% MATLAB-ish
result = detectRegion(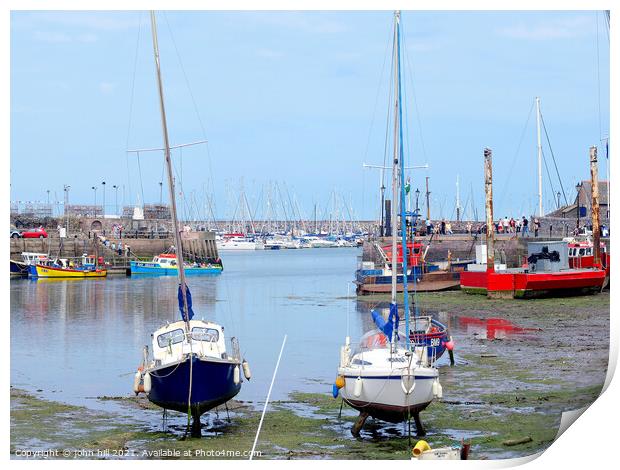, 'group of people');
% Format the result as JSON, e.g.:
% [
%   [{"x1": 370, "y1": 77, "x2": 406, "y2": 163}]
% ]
[
  {"x1": 424, "y1": 219, "x2": 453, "y2": 235},
  {"x1": 417, "y1": 216, "x2": 542, "y2": 238},
  {"x1": 97, "y1": 234, "x2": 131, "y2": 257},
  {"x1": 492, "y1": 216, "x2": 540, "y2": 237}
]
